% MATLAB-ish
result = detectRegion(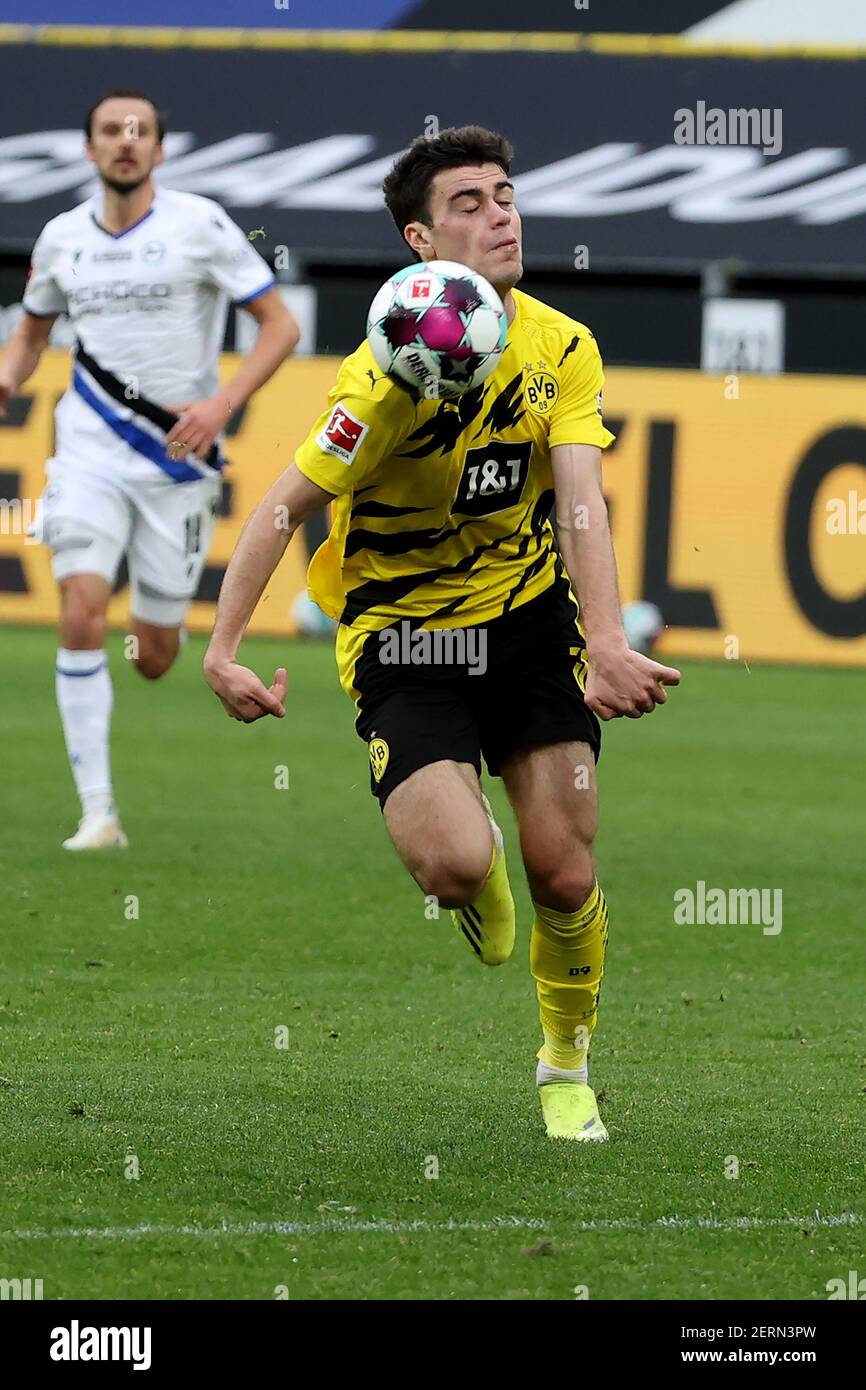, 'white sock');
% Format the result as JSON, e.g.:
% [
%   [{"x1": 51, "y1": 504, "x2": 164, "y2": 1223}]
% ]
[
  {"x1": 55, "y1": 648, "x2": 115, "y2": 819},
  {"x1": 536, "y1": 1059, "x2": 589, "y2": 1087}
]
